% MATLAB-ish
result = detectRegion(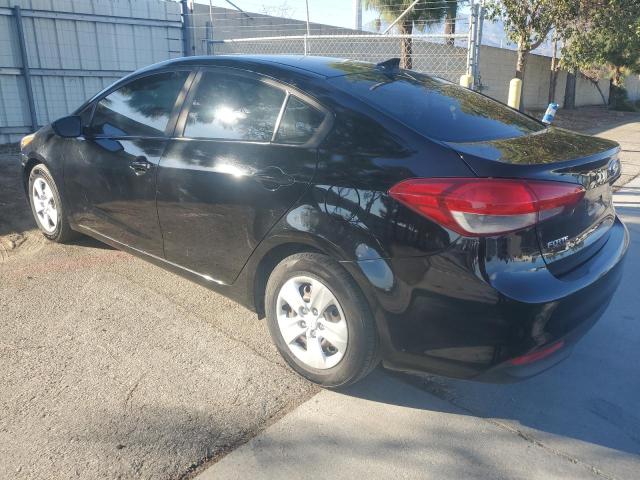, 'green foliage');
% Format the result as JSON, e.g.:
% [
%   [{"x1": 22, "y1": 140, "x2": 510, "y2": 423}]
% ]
[
  {"x1": 363, "y1": 0, "x2": 449, "y2": 33},
  {"x1": 561, "y1": 0, "x2": 640, "y2": 85},
  {"x1": 363, "y1": 0, "x2": 451, "y2": 68},
  {"x1": 485, "y1": 0, "x2": 578, "y2": 77},
  {"x1": 484, "y1": 0, "x2": 579, "y2": 110}
]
